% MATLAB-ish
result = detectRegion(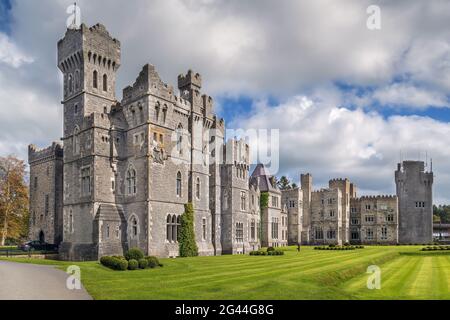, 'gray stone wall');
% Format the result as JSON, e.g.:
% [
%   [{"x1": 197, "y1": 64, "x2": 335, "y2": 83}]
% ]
[
  {"x1": 396, "y1": 161, "x2": 433, "y2": 244},
  {"x1": 28, "y1": 143, "x2": 64, "y2": 245}
]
